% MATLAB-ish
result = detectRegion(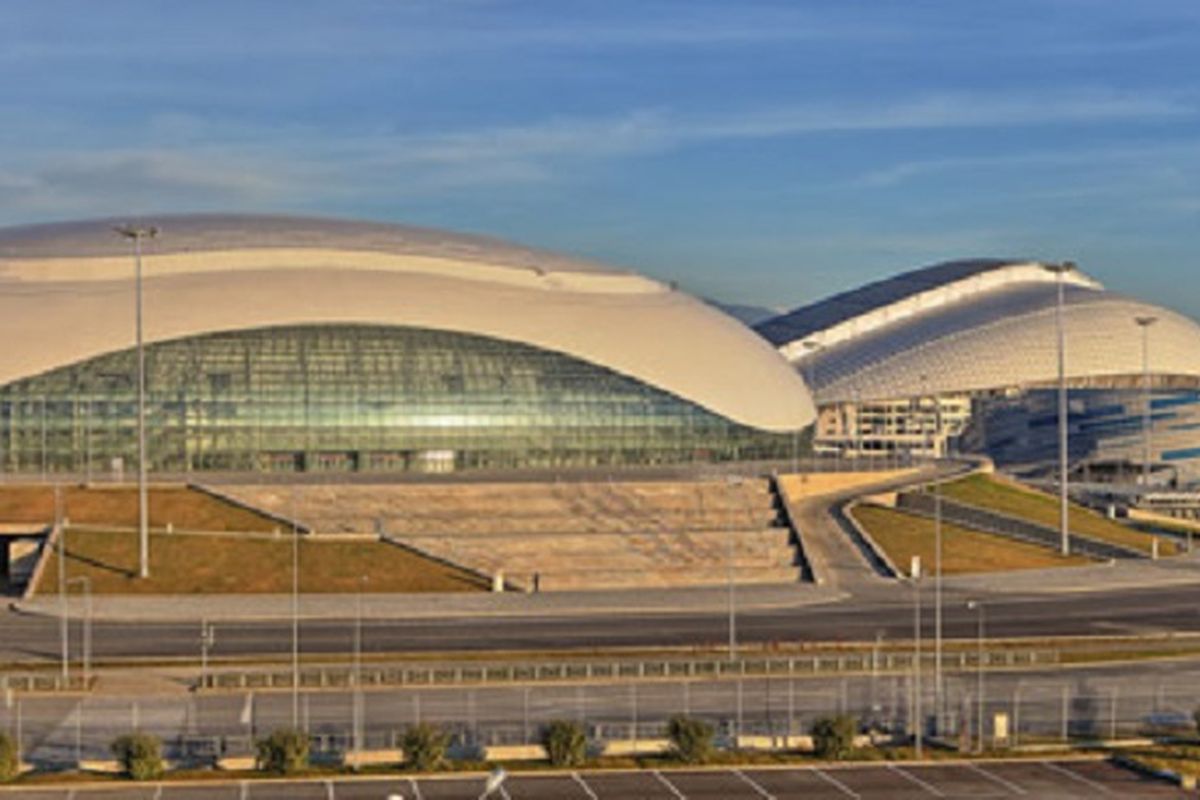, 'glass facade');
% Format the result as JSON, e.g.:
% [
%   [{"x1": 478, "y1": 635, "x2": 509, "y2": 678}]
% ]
[{"x1": 0, "y1": 324, "x2": 791, "y2": 475}]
